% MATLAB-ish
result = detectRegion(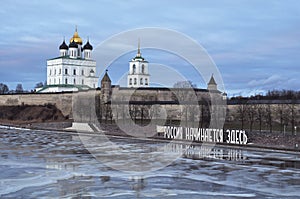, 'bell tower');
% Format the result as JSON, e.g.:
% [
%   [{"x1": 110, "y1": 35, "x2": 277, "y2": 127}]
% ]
[{"x1": 127, "y1": 39, "x2": 150, "y2": 88}]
